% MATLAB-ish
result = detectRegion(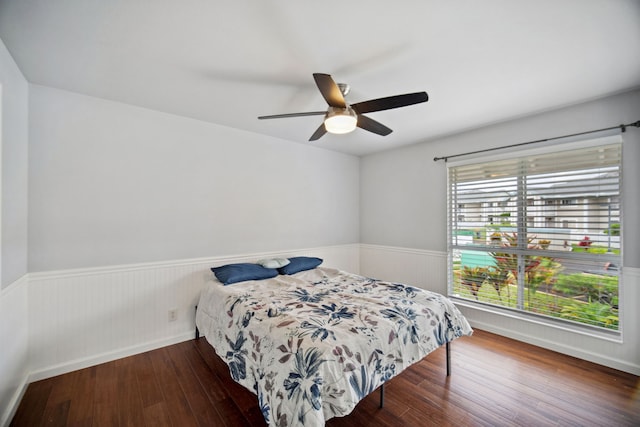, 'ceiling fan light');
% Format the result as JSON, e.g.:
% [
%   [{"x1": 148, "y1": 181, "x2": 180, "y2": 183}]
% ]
[{"x1": 324, "y1": 107, "x2": 357, "y2": 134}]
